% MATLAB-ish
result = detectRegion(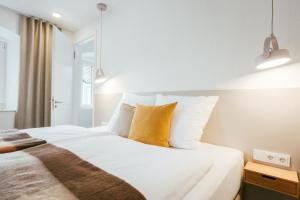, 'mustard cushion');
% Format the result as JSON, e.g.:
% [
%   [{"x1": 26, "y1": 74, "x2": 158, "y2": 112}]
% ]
[{"x1": 128, "y1": 103, "x2": 177, "y2": 147}]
